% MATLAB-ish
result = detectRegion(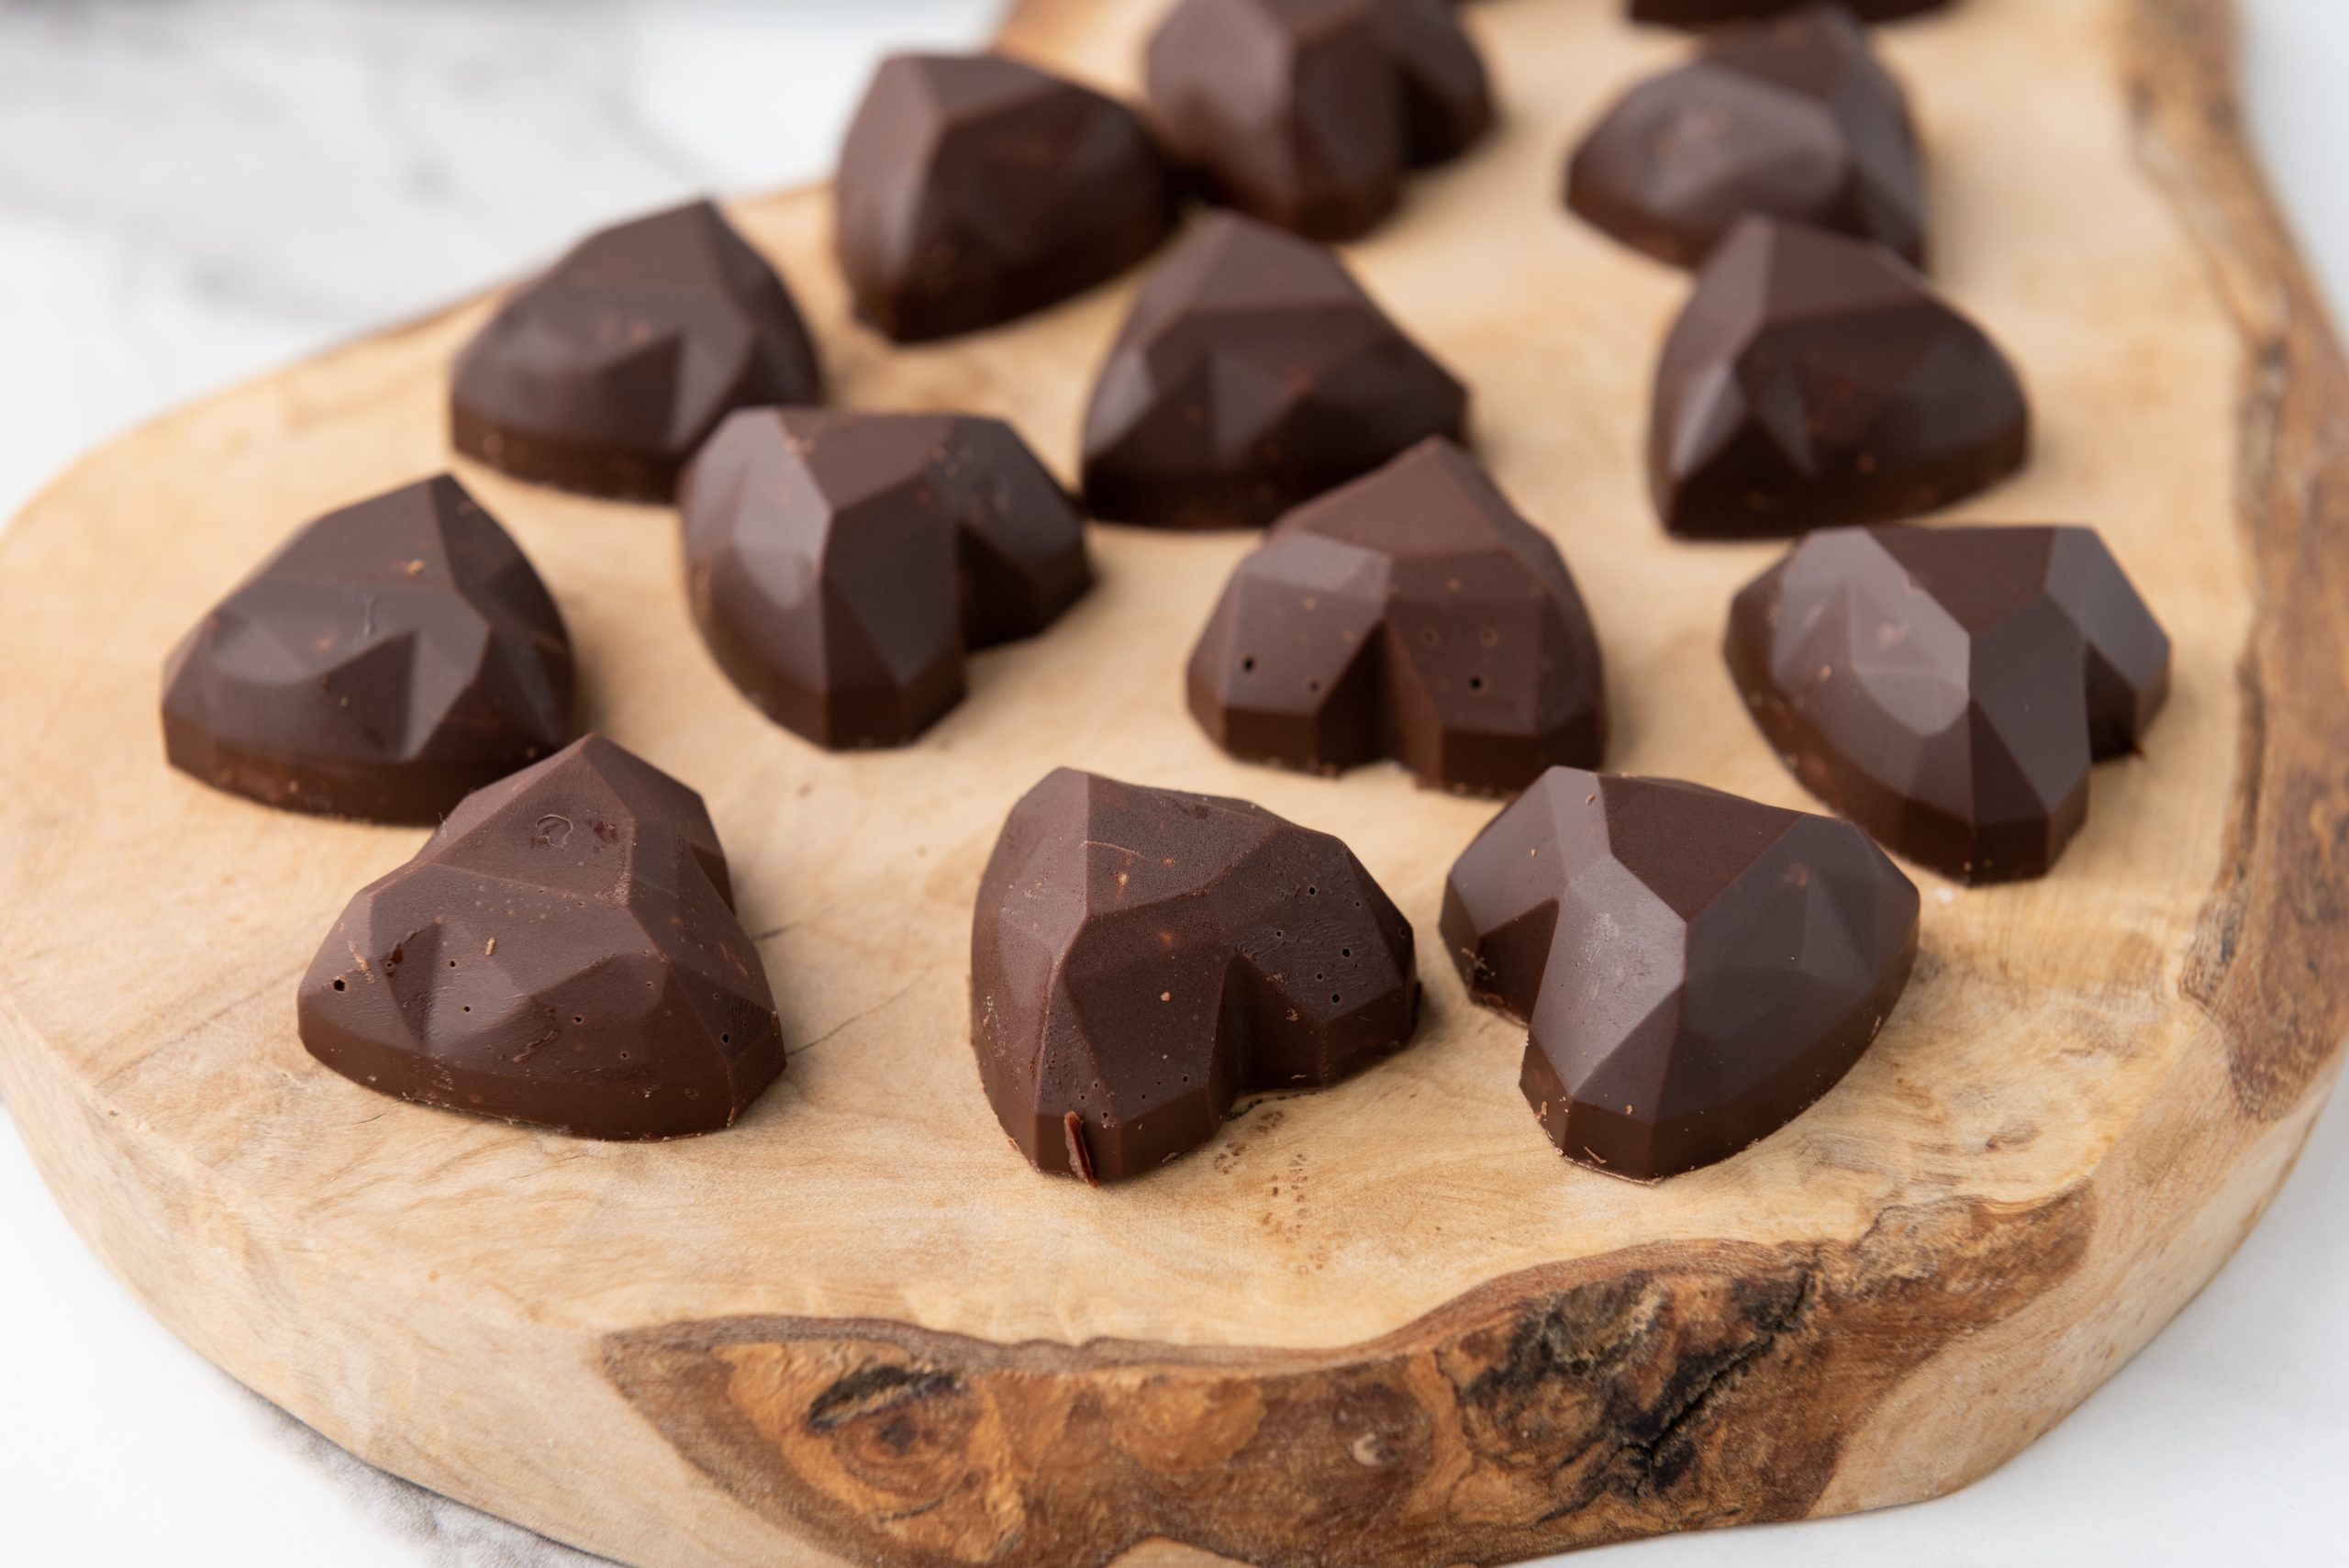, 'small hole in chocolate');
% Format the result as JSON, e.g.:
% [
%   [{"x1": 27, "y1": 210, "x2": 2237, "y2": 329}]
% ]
[
  {"x1": 1240, "y1": 656, "x2": 1257, "y2": 673},
  {"x1": 331, "y1": 979, "x2": 346, "y2": 992},
  {"x1": 1468, "y1": 675, "x2": 1485, "y2": 692}
]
